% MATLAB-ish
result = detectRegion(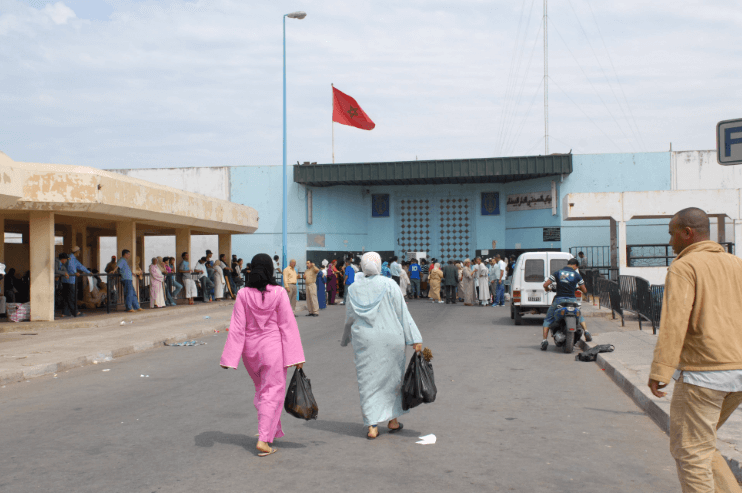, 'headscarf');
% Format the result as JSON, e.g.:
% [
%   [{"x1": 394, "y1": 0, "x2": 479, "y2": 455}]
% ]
[
  {"x1": 381, "y1": 261, "x2": 391, "y2": 278},
  {"x1": 246, "y1": 253, "x2": 279, "y2": 293},
  {"x1": 321, "y1": 259, "x2": 328, "y2": 267},
  {"x1": 434, "y1": 263, "x2": 441, "y2": 270},
  {"x1": 360, "y1": 252, "x2": 382, "y2": 277},
  {"x1": 156, "y1": 256, "x2": 167, "y2": 273}
]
